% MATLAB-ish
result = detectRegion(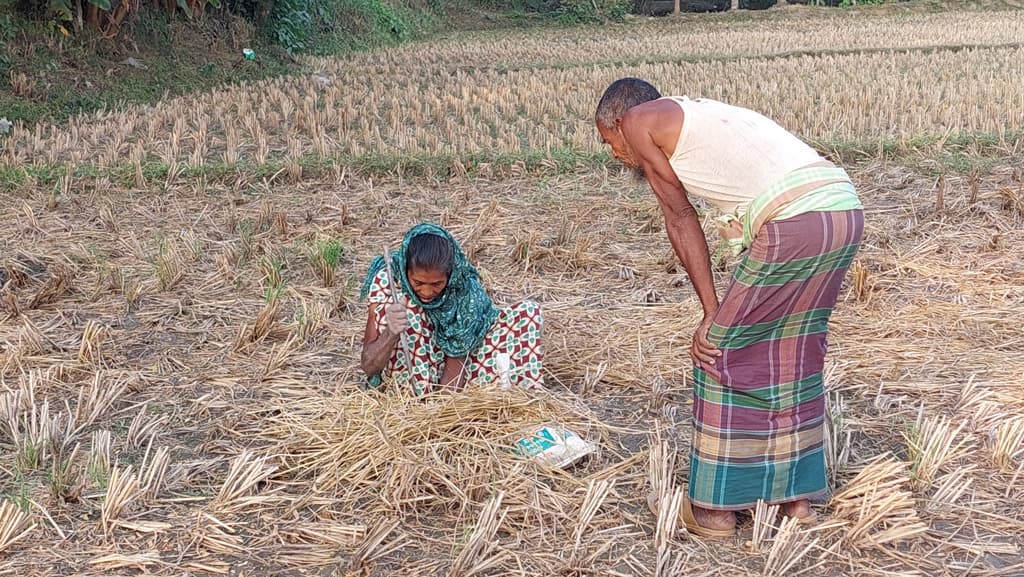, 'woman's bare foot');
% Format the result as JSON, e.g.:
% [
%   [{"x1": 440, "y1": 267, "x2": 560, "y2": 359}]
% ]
[
  {"x1": 779, "y1": 499, "x2": 813, "y2": 520},
  {"x1": 691, "y1": 503, "x2": 736, "y2": 531}
]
